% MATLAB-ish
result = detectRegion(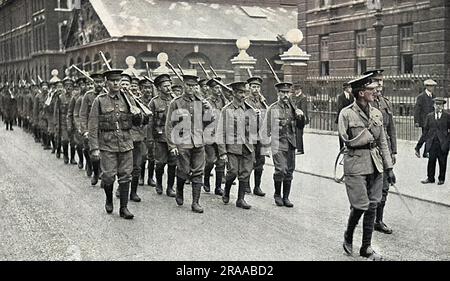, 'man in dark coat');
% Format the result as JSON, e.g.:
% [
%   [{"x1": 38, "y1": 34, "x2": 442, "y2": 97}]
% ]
[
  {"x1": 291, "y1": 84, "x2": 309, "y2": 155},
  {"x1": 4, "y1": 84, "x2": 18, "y2": 131},
  {"x1": 415, "y1": 98, "x2": 450, "y2": 185},
  {"x1": 414, "y1": 79, "x2": 437, "y2": 136},
  {"x1": 336, "y1": 82, "x2": 354, "y2": 149}
]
